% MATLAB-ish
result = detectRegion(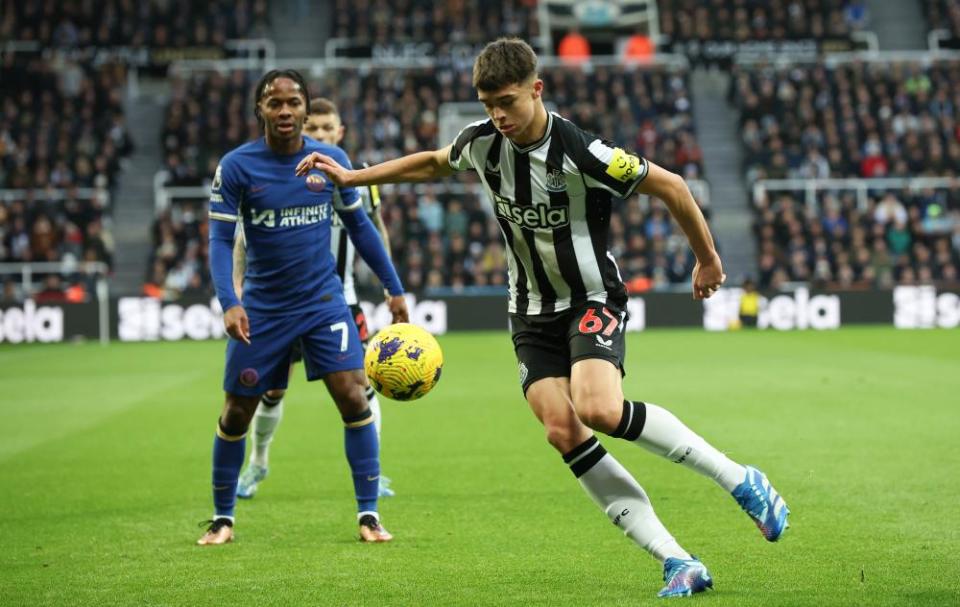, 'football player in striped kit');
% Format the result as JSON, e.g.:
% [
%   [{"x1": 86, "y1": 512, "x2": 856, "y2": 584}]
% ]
[
  {"x1": 296, "y1": 40, "x2": 790, "y2": 597},
  {"x1": 234, "y1": 98, "x2": 397, "y2": 503}
]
